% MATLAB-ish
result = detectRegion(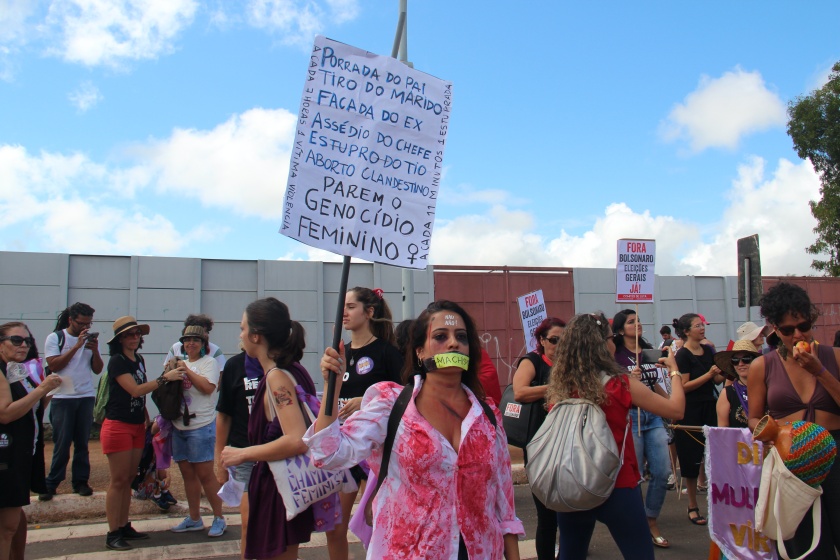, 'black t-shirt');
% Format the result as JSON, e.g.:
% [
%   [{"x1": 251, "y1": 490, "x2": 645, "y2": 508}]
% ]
[
  {"x1": 676, "y1": 344, "x2": 717, "y2": 403},
  {"x1": 106, "y1": 353, "x2": 147, "y2": 424},
  {"x1": 216, "y1": 352, "x2": 262, "y2": 448},
  {"x1": 339, "y1": 338, "x2": 403, "y2": 409}
]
